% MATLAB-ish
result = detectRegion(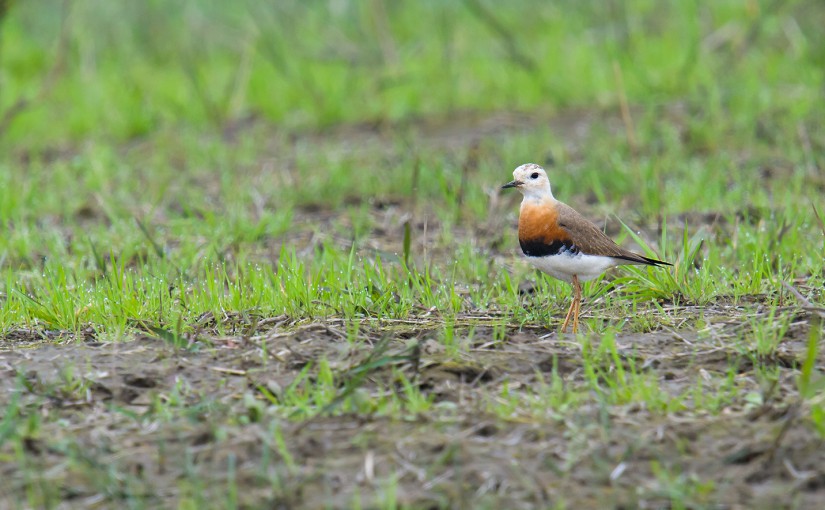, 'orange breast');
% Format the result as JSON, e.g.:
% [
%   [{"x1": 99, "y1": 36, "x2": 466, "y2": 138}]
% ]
[{"x1": 518, "y1": 202, "x2": 571, "y2": 244}]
